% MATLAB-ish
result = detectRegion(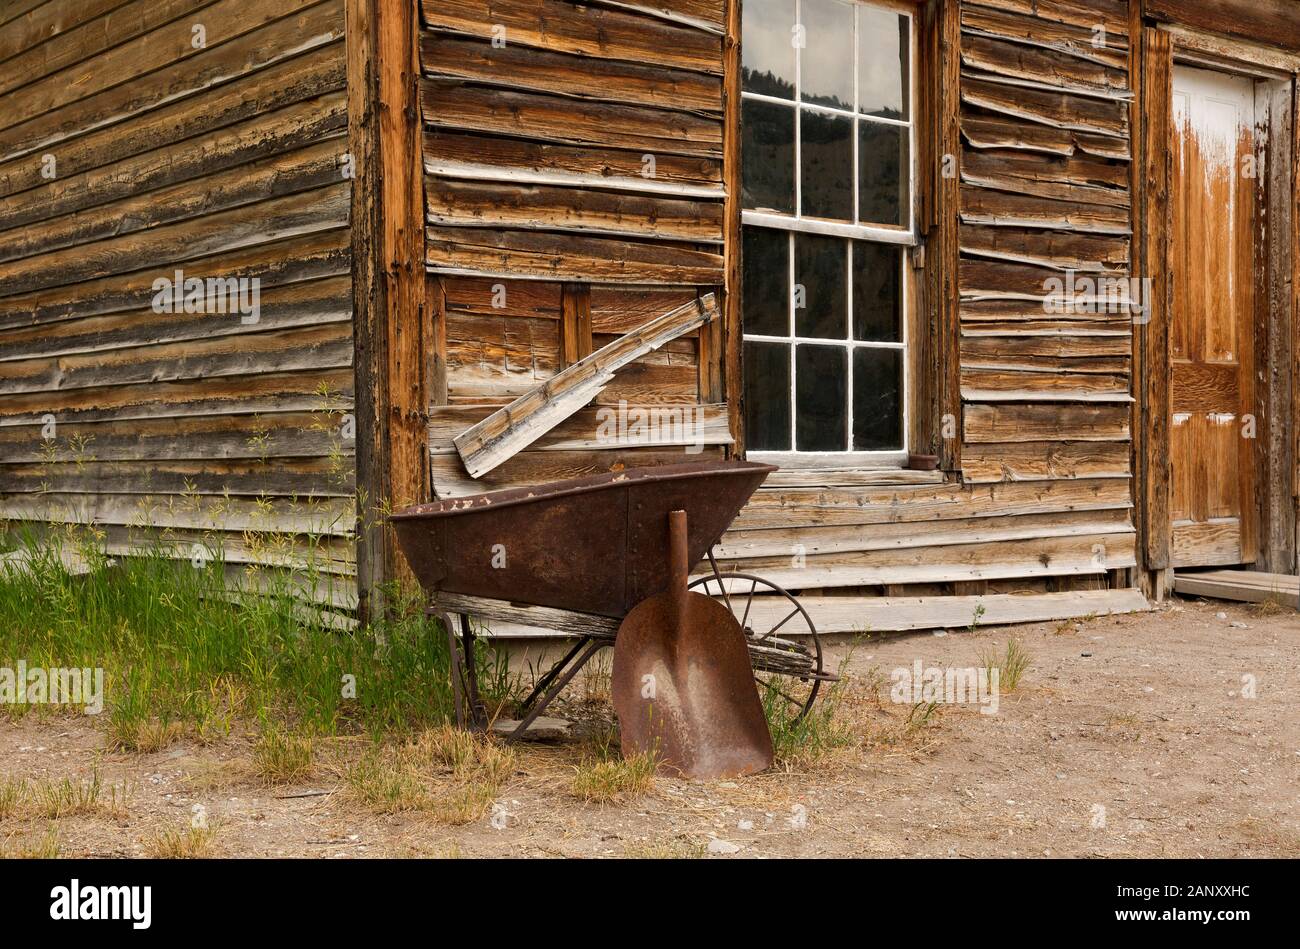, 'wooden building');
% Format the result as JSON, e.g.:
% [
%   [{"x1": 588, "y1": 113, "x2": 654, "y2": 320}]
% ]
[{"x1": 1, "y1": 0, "x2": 1298, "y2": 632}]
